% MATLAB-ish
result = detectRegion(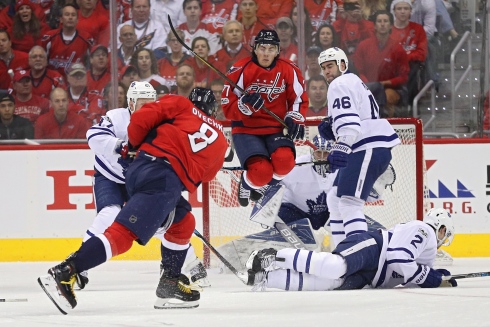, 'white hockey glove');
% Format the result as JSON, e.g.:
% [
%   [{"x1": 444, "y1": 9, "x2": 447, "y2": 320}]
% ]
[{"x1": 284, "y1": 111, "x2": 305, "y2": 140}]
